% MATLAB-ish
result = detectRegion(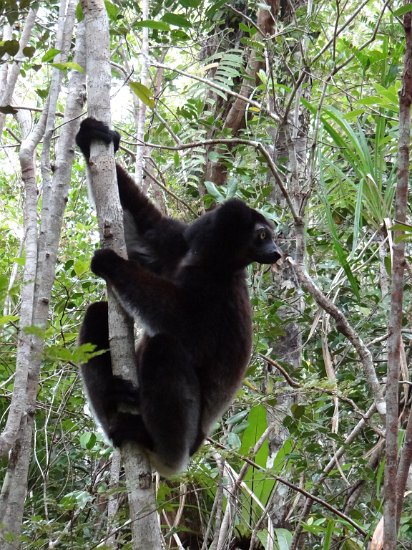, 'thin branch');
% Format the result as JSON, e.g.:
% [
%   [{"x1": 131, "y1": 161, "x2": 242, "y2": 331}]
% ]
[
  {"x1": 224, "y1": 3, "x2": 261, "y2": 33},
  {"x1": 261, "y1": 353, "x2": 384, "y2": 433},
  {"x1": 8, "y1": 105, "x2": 65, "y2": 117},
  {"x1": 290, "y1": 402, "x2": 377, "y2": 548},
  {"x1": 150, "y1": 62, "x2": 280, "y2": 123},
  {"x1": 312, "y1": 0, "x2": 370, "y2": 65},
  {"x1": 260, "y1": 353, "x2": 300, "y2": 387},
  {"x1": 286, "y1": 257, "x2": 386, "y2": 417},
  {"x1": 209, "y1": 438, "x2": 367, "y2": 537},
  {"x1": 143, "y1": 159, "x2": 197, "y2": 216},
  {"x1": 139, "y1": 136, "x2": 300, "y2": 223}
]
